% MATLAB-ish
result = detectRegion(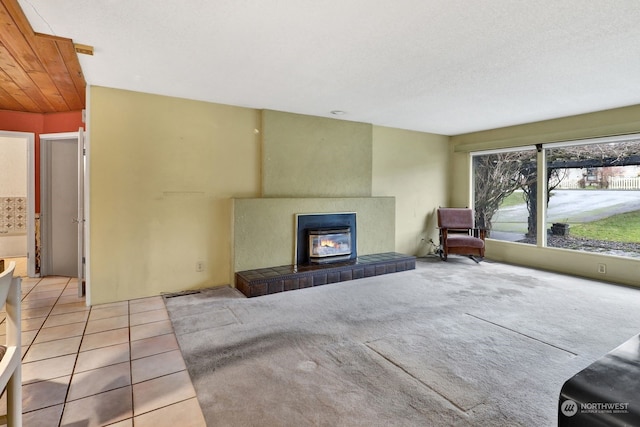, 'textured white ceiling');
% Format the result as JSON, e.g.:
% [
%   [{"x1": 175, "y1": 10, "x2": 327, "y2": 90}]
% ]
[{"x1": 18, "y1": 0, "x2": 640, "y2": 135}]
